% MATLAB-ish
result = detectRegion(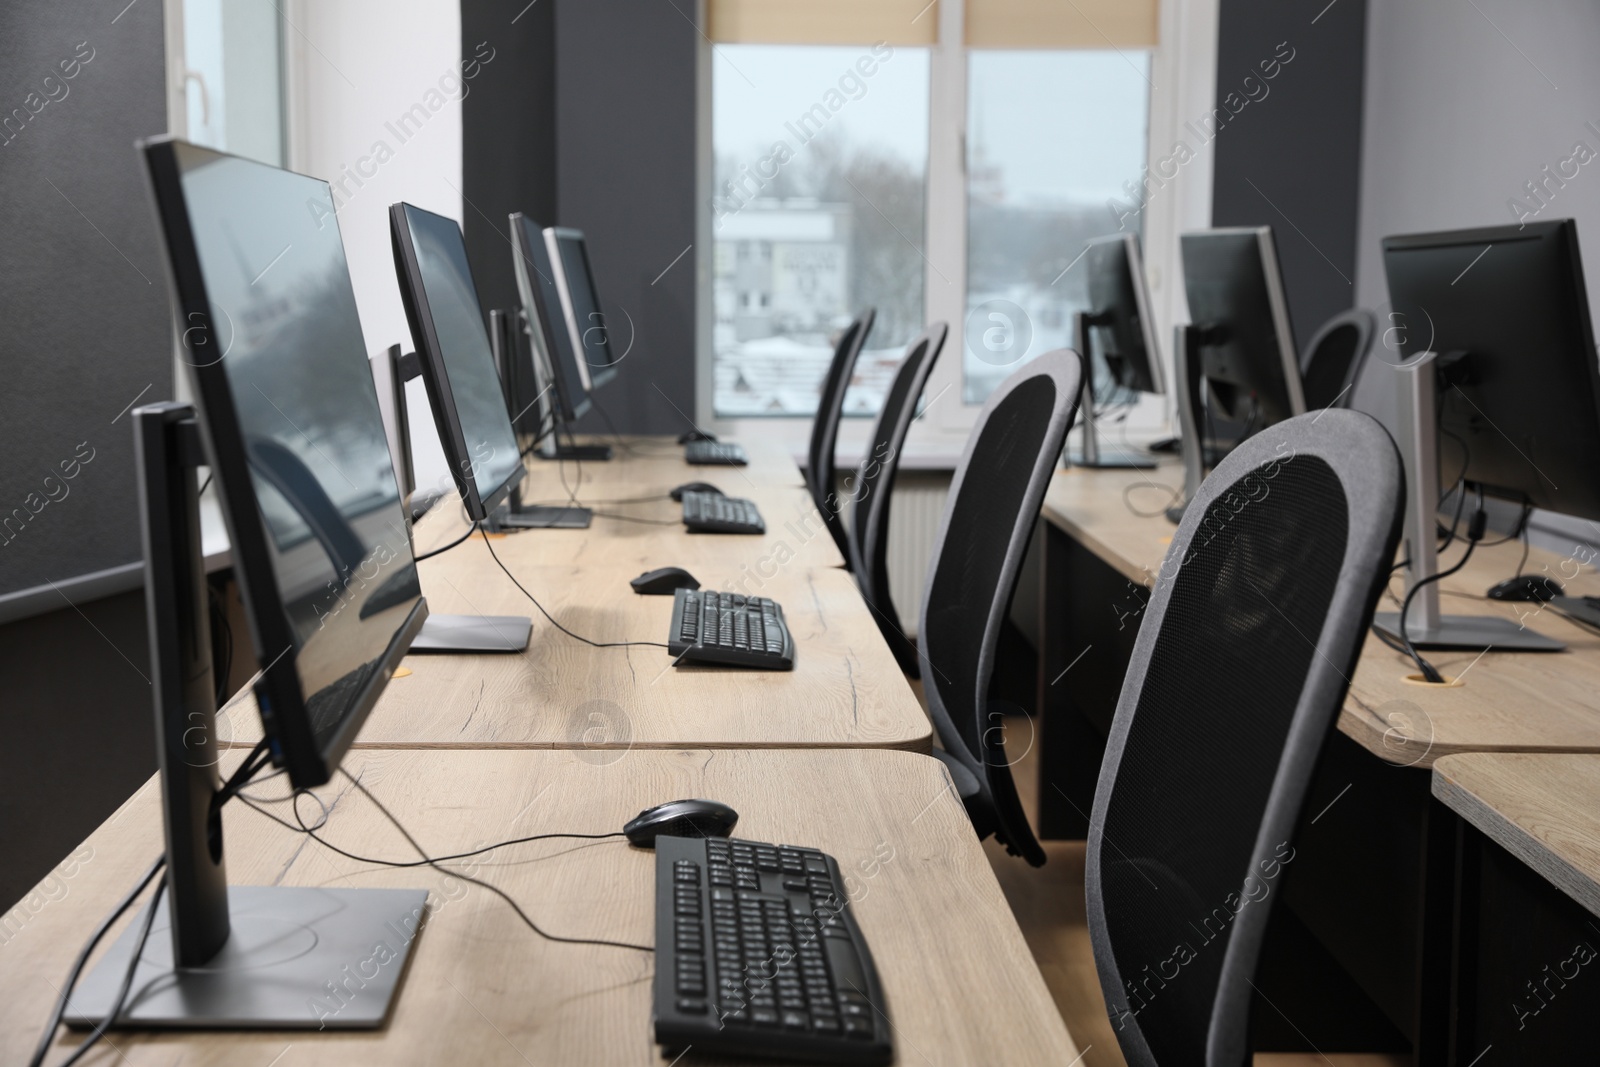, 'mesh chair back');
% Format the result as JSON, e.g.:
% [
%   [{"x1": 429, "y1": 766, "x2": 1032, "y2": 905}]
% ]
[
  {"x1": 919, "y1": 349, "x2": 1084, "y2": 866},
  {"x1": 1299, "y1": 308, "x2": 1375, "y2": 410},
  {"x1": 847, "y1": 323, "x2": 948, "y2": 675},
  {"x1": 807, "y1": 310, "x2": 875, "y2": 565},
  {"x1": 1087, "y1": 410, "x2": 1402, "y2": 1066}
]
